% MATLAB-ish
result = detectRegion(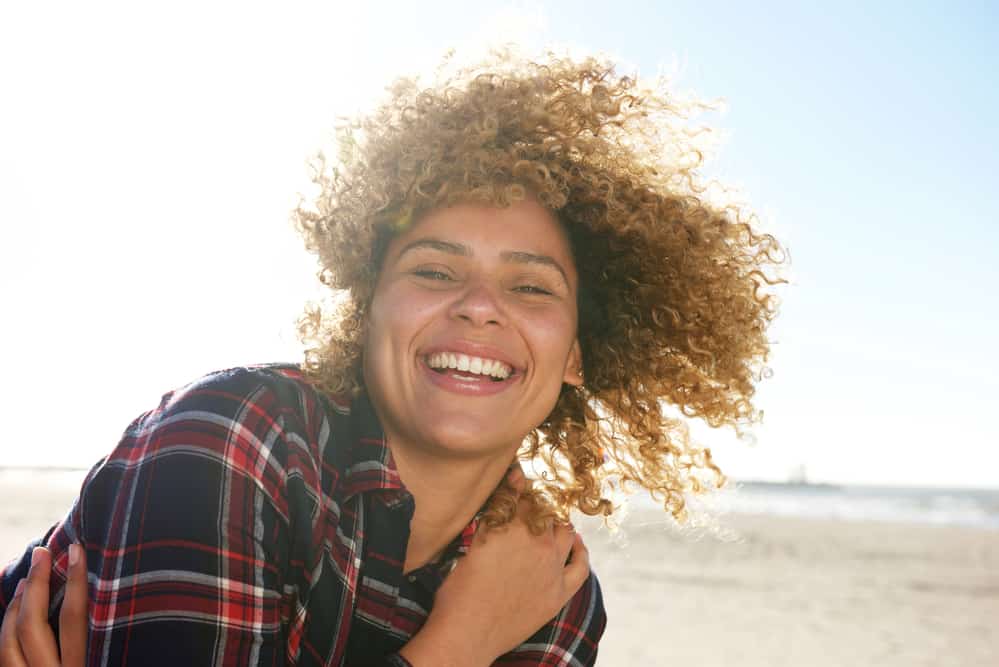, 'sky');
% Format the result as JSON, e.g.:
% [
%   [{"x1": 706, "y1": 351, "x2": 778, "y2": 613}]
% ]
[{"x1": 1, "y1": 1, "x2": 996, "y2": 488}]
